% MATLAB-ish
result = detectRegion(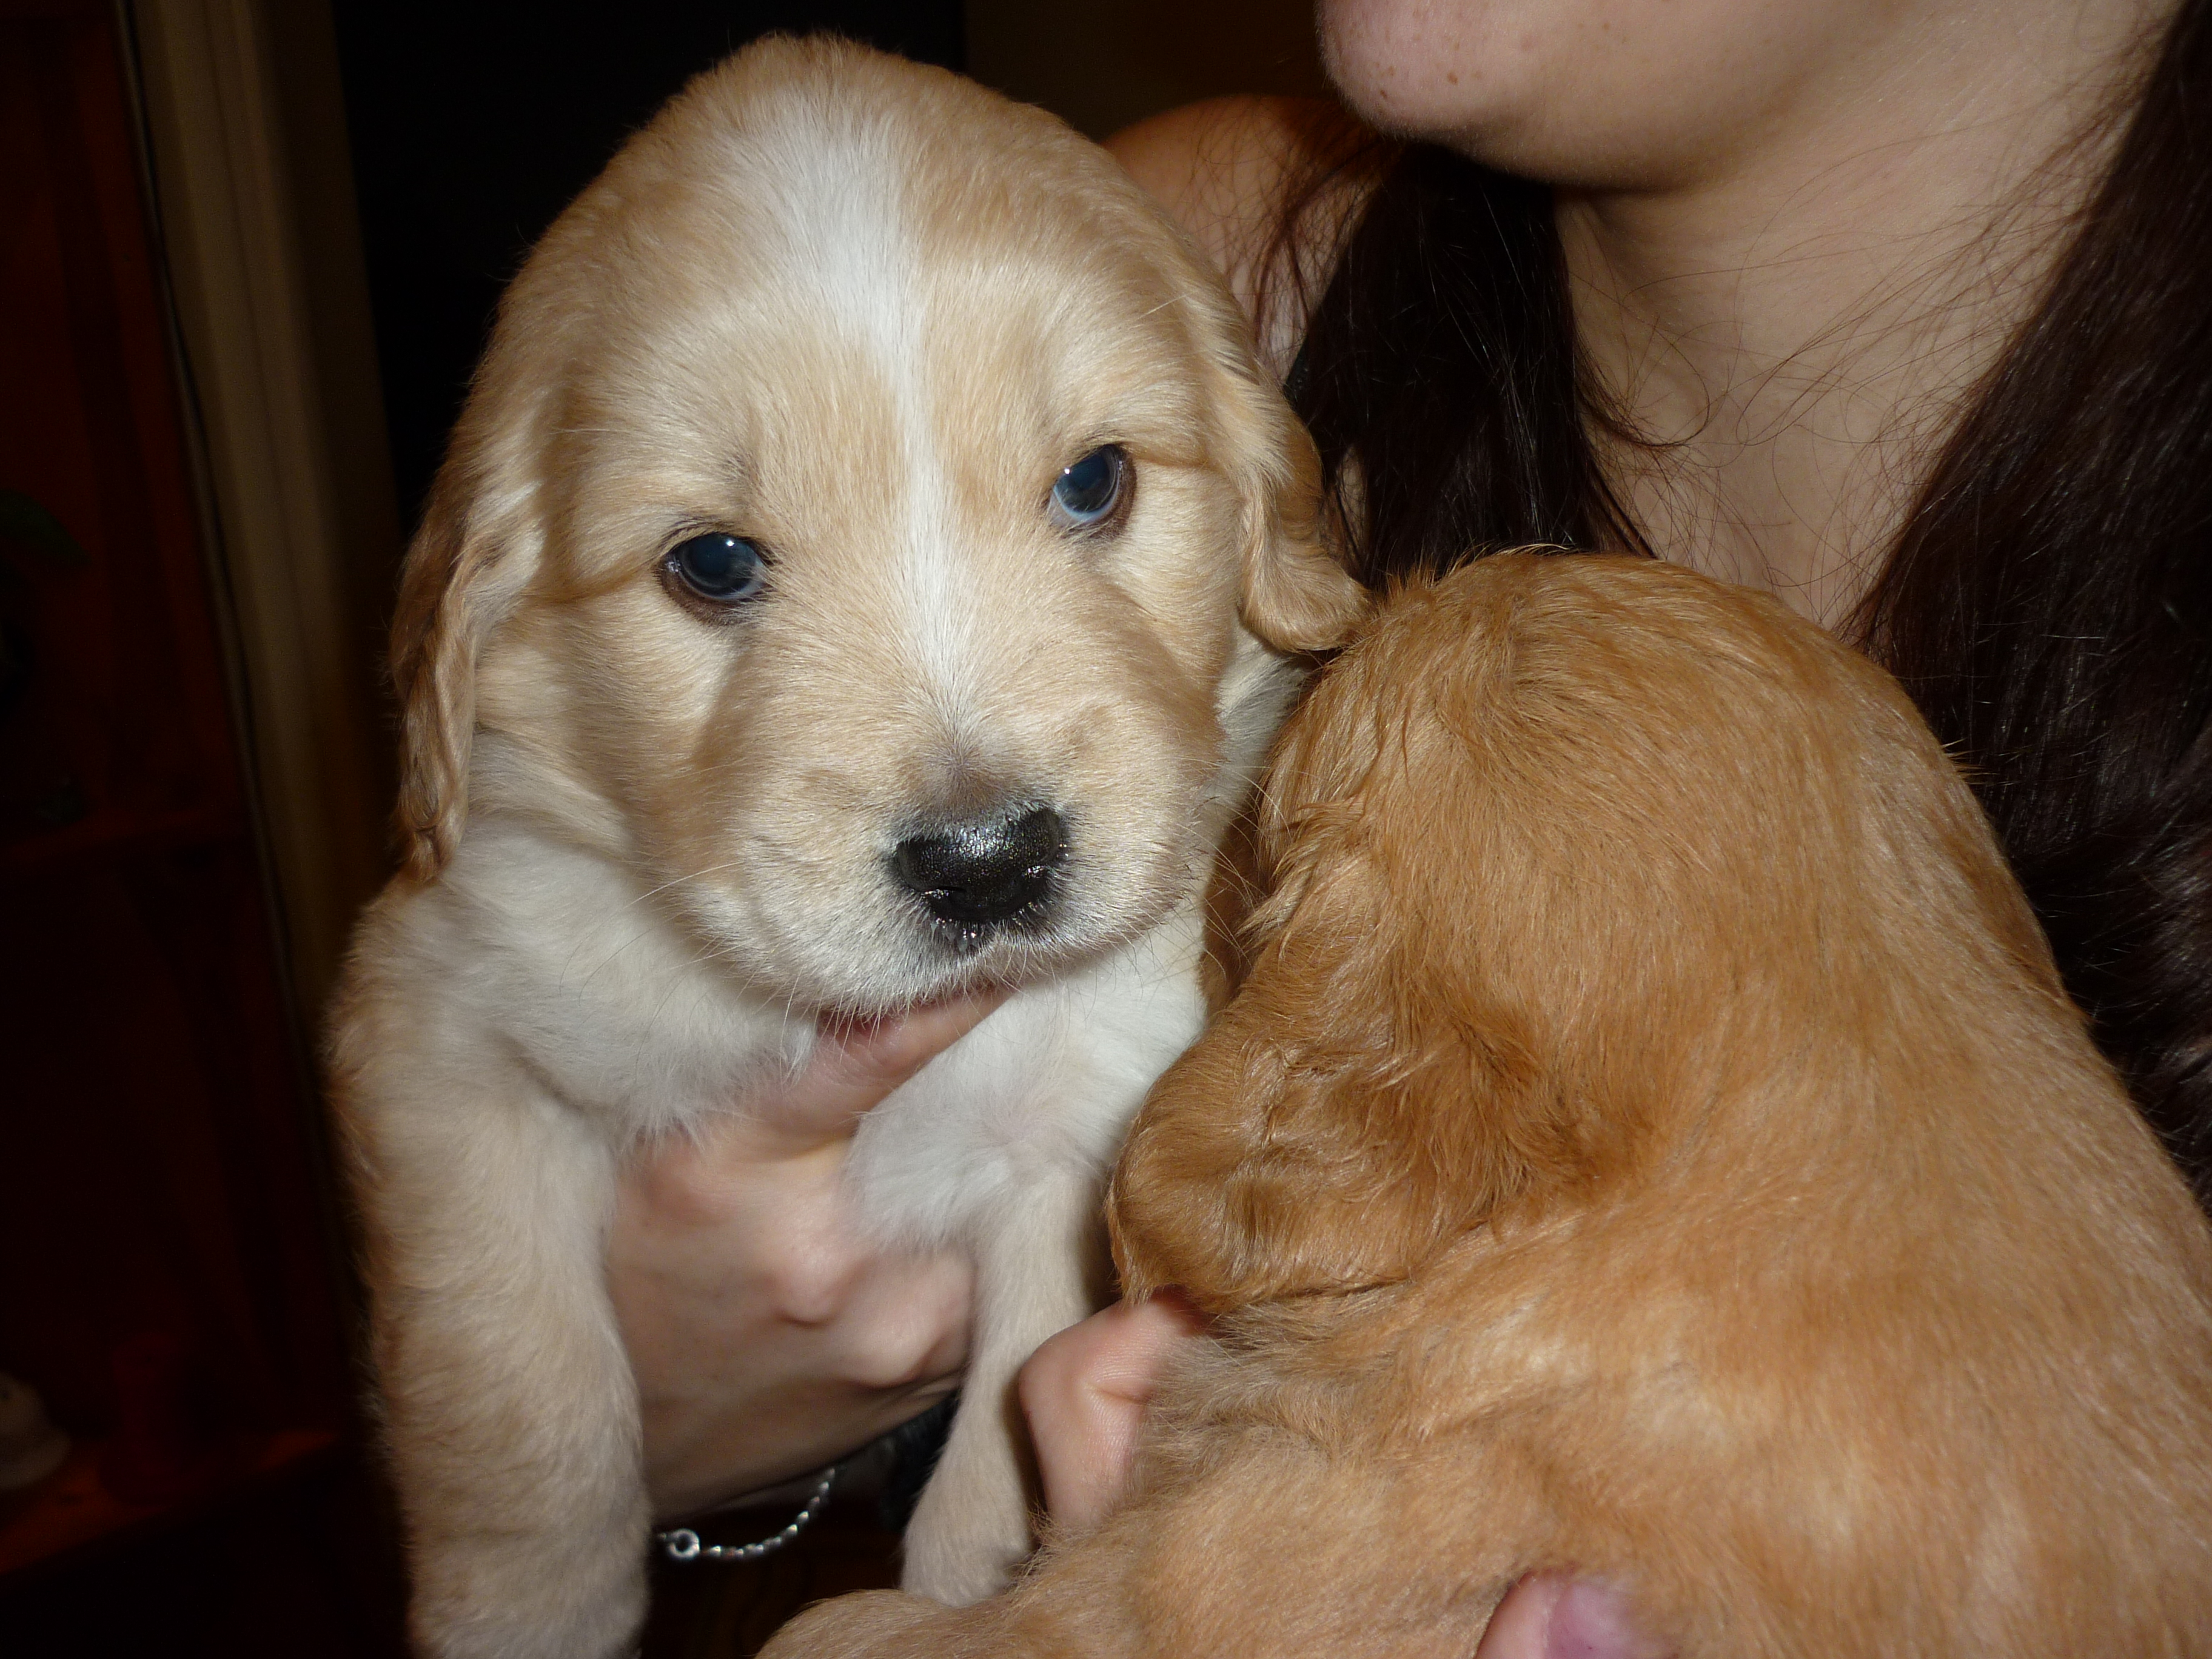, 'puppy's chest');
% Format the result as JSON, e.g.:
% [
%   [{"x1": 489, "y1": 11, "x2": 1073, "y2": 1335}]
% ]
[
  {"x1": 438, "y1": 828, "x2": 1208, "y2": 1235},
  {"x1": 844, "y1": 905, "x2": 1210, "y2": 1249},
  {"x1": 407, "y1": 830, "x2": 796, "y2": 1134}
]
